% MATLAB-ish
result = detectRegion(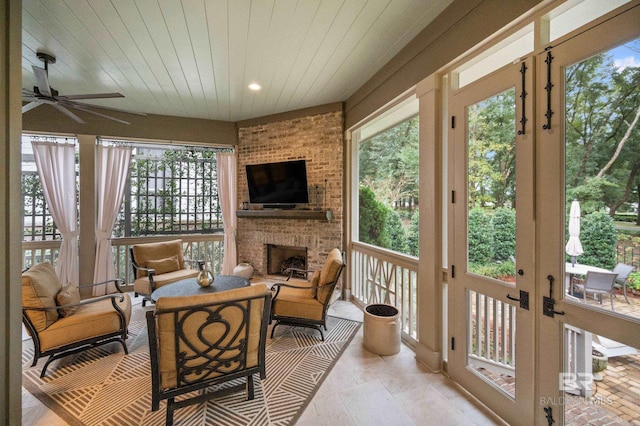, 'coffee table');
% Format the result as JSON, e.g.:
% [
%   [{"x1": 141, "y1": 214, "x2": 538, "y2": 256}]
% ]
[{"x1": 150, "y1": 275, "x2": 250, "y2": 302}]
